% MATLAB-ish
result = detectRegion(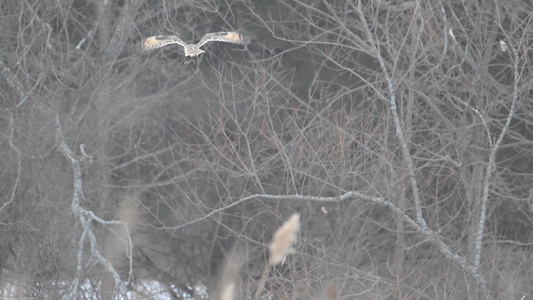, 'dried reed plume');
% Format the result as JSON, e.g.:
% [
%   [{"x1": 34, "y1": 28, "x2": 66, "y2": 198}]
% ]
[
  {"x1": 324, "y1": 284, "x2": 339, "y2": 300},
  {"x1": 254, "y1": 213, "x2": 301, "y2": 300},
  {"x1": 220, "y1": 283, "x2": 235, "y2": 300},
  {"x1": 269, "y1": 213, "x2": 300, "y2": 266}
]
